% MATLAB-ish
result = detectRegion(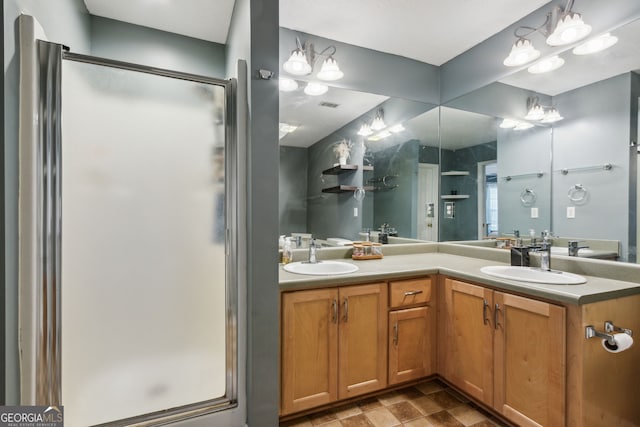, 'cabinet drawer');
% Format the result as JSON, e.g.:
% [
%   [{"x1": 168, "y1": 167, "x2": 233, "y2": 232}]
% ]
[{"x1": 389, "y1": 277, "x2": 432, "y2": 308}]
